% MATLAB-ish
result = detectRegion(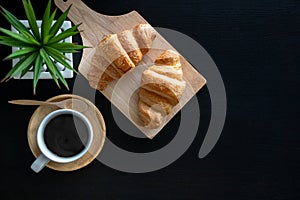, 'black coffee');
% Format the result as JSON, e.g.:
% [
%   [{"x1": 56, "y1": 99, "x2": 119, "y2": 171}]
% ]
[{"x1": 44, "y1": 114, "x2": 89, "y2": 157}]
